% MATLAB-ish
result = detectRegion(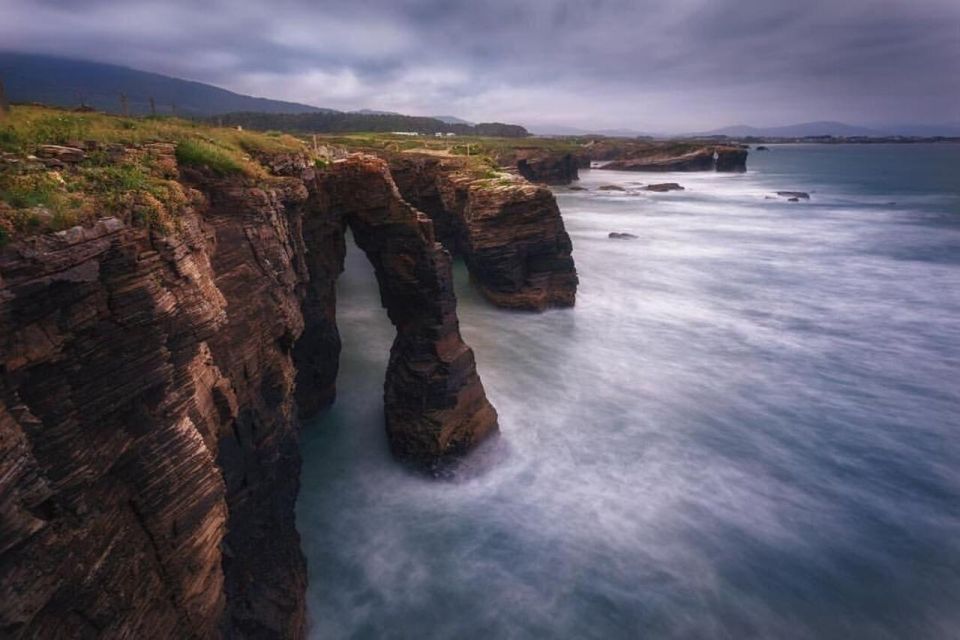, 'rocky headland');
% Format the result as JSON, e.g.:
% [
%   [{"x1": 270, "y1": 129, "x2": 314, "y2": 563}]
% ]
[{"x1": 0, "y1": 107, "x2": 576, "y2": 638}]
